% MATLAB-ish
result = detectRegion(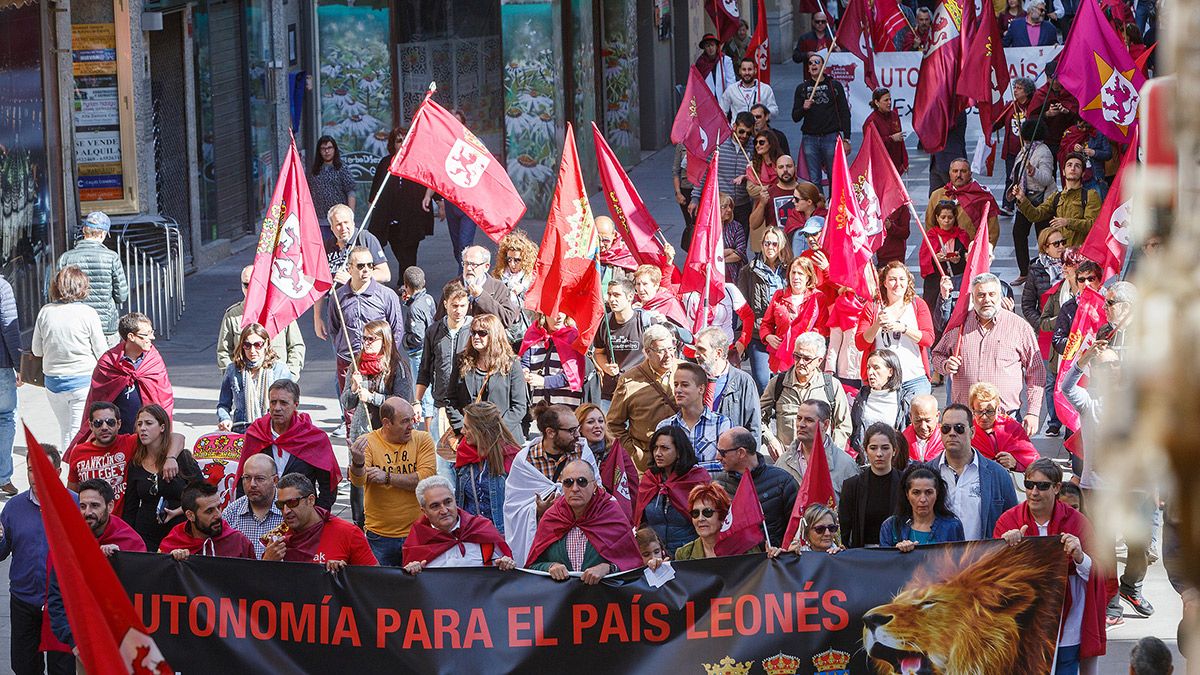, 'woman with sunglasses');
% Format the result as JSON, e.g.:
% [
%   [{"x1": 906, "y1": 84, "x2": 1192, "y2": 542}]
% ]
[
  {"x1": 759, "y1": 255, "x2": 828, "y2": 374},
  {"x1": 454, "y1": 402, "x2": 521, "y2": 533},
  {"x1": 968, "y1": 381, "x2": 1038, "y2": 472},
  {"x1": 838, "y1": 423, "x2": 907, "y2": 548},
  {"x1": 1041, "y1": 255, "x2": 1102, "y2": 436},
  {"x1": 738, "y1": 225, "x2": 792, "y2": 389},
  {"x1": 1022, "y1": 226, "x2": 1070, "y2": 329},
  {"x1": 342, "y1": 319, "x2": 413, "y2": 446},
  {"x1": 787, "y1": 503, "x2": 843, "y2": 554},
  {"x1": 674, "y1": 483, "x2": 764, "y2": 560},
  {"x1": 879, "y1": 463, "x2": 964, "y2": 552},
  {"x1": 445, "y1": 314, "x2": 528, "y2": 443},
  {"x1": 218, "y1": 324, "x2": 291, "y2": 433},
  {"x1": 745, "y1": 130, "x2": 781, "y2": 185},
  {"x1": 519, "y1": 312, "x2": 584, "y2": 408},
  {"x1": 492, "y1": 230, "x2": 538, "y2": 307},
  {"x1": 122, "y1": 404, "x2": 199, "y2": 551},
  {"x1": 995, "y1": 458, "x2": 1108, "y2": 672},
  {"x1": 633, "y1": 427, "x2": 711, "y2": 554}
]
